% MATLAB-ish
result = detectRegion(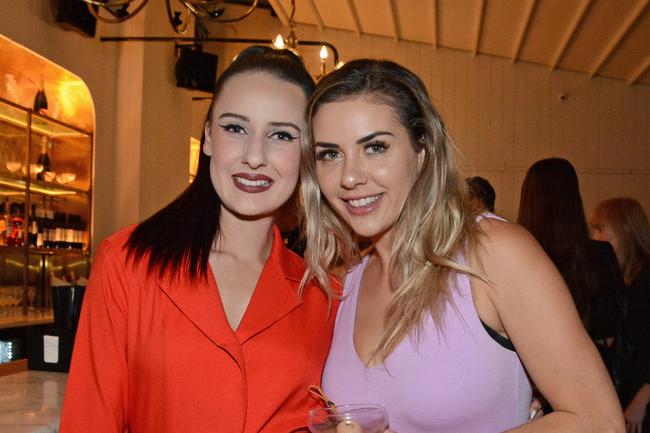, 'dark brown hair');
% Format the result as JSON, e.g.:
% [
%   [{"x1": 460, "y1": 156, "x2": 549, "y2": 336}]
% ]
[
  {"x1": 125, "y1": 46, "x2": 315, "y2": 281},
  {"x1": 517, "y1": 157, "x2": 595, "y2": 326}
]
